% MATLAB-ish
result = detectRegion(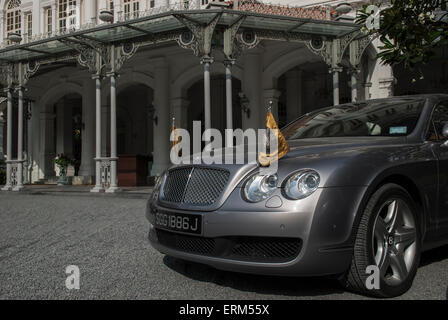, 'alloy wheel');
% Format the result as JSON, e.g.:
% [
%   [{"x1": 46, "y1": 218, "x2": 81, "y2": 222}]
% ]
[{"x1": 372, "y1": 198, "x2": 417, "y2": 286}]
